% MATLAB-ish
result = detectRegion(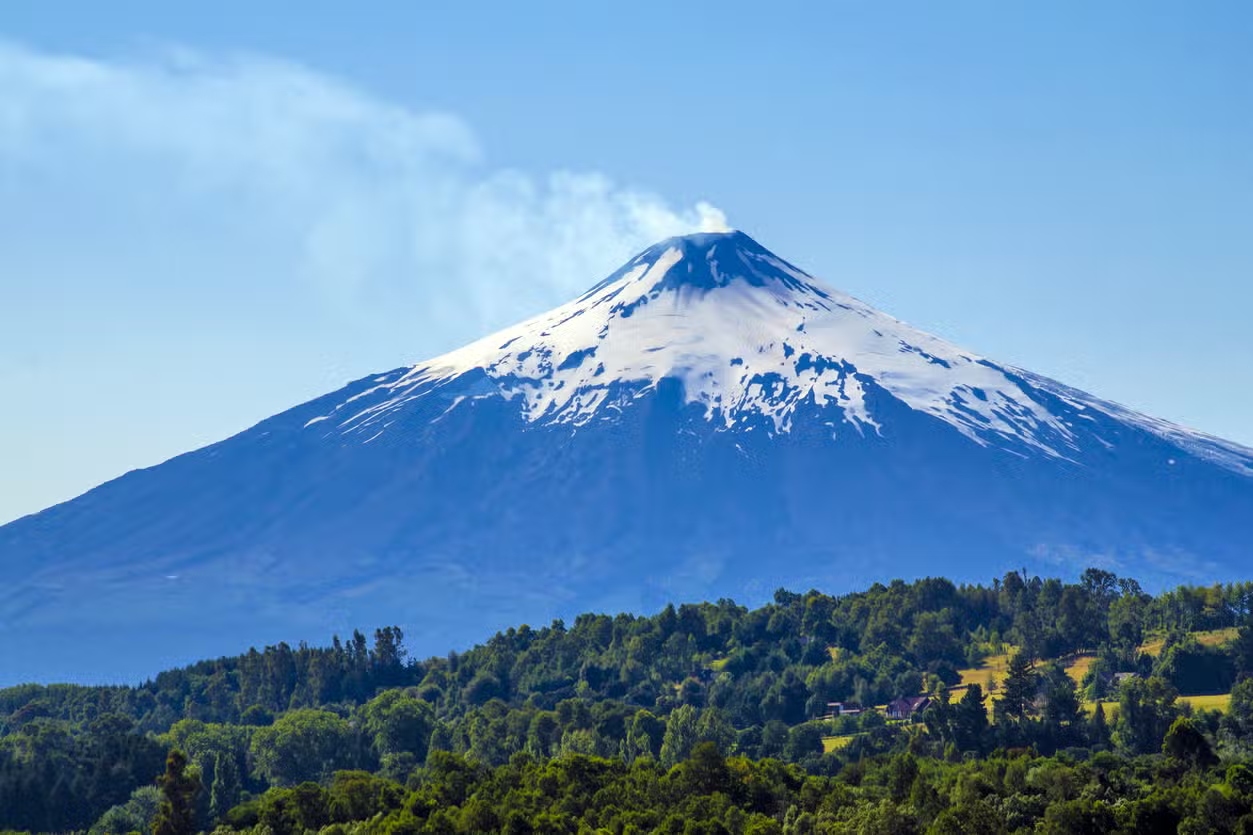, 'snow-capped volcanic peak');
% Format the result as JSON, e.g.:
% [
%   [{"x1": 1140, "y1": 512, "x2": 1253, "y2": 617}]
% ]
[
  {"x1": 9, "y1": 229, "x2": 1253, "y2": 683},
  {"x1": 308, "y1": 231, "x2": 1253, "y2": 470}
]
